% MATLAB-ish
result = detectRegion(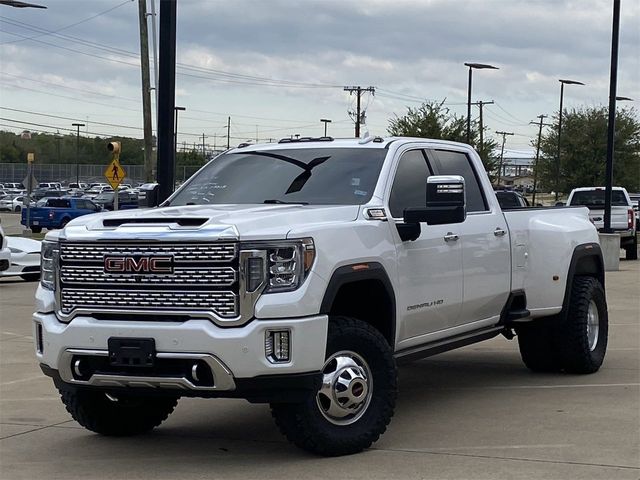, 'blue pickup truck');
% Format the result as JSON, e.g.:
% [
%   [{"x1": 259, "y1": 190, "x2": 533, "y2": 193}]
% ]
[{"x1": 21, "y1": 197, "x2": 102, "y2": 233}]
